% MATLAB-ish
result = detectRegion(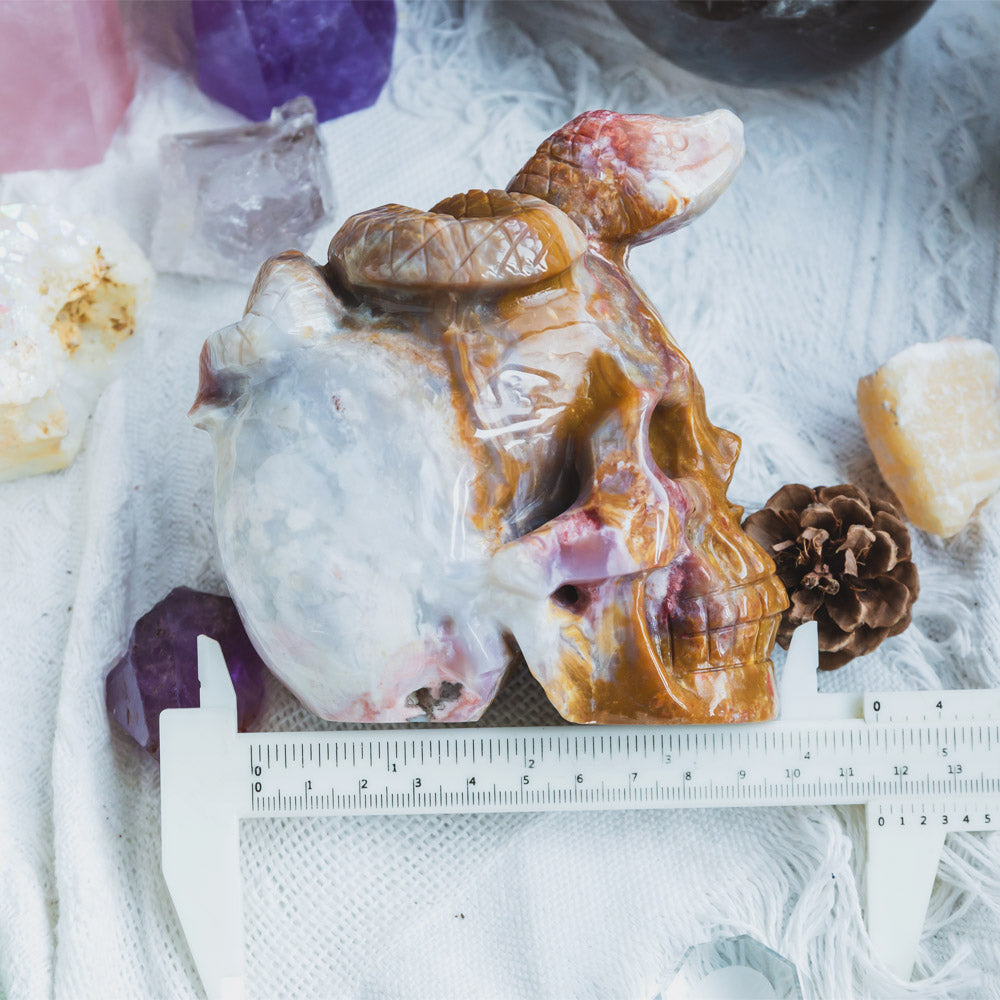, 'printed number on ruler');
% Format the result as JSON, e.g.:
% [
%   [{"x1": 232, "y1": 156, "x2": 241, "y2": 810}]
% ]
[{"x1": 240, "y1": 720, "x2": 1000, "y2": 818}]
